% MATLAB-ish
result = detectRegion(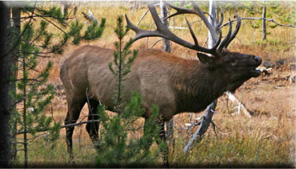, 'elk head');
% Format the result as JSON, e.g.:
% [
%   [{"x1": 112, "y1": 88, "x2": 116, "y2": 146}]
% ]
[{"x1": 125, "y1": 2, "x2": 262, "y2": 93}]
